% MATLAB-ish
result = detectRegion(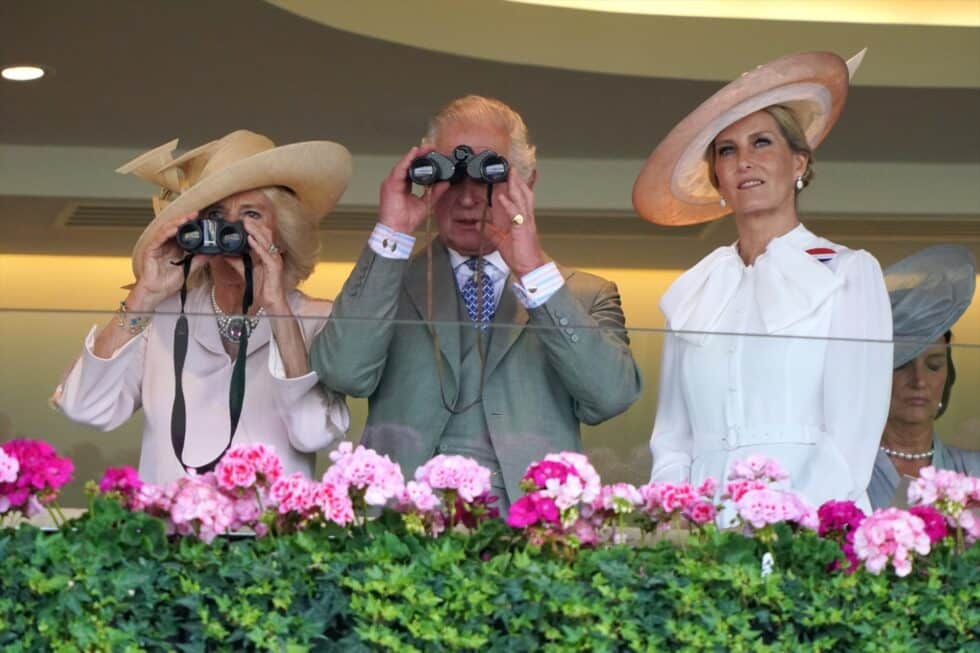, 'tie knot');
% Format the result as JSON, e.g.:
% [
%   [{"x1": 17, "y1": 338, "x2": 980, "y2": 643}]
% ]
[{"x1": 464, "y1": 257, "x2": 486, "y2": 272}]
